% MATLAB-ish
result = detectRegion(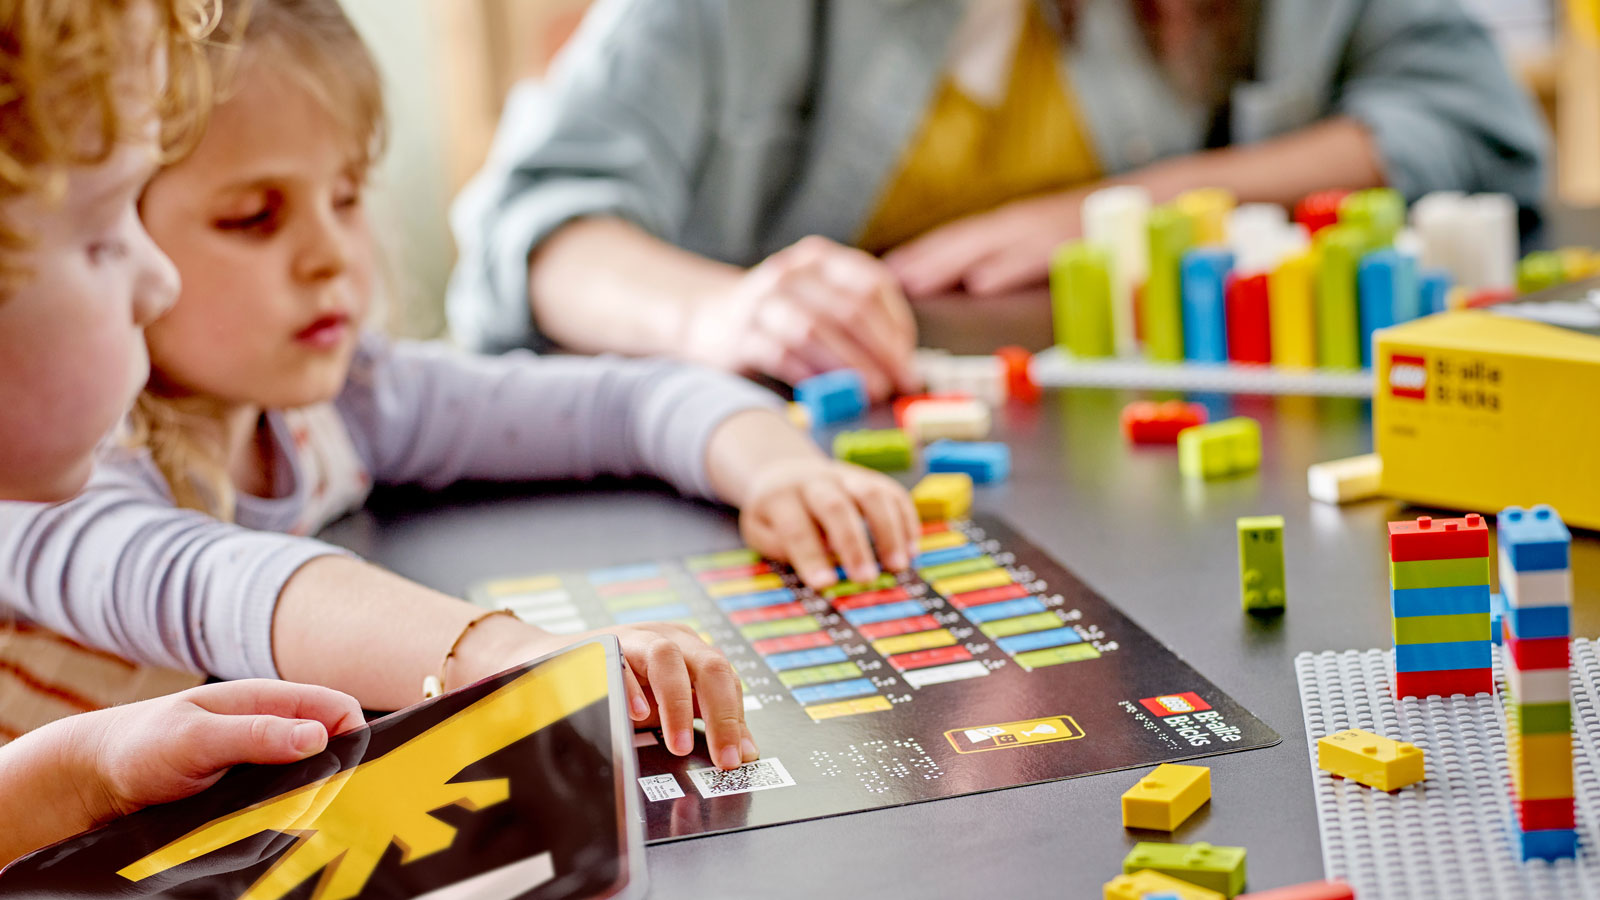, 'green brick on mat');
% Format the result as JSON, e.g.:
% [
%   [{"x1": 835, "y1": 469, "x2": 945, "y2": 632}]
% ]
[
  {"x1": 1389, "y1": 556, "x2": 1490, "y2": 590},
  {"x1": 603, "y1": 590, "x2": 680, "y2": 612},
  {"x1": 1392, "y1": 612, "x2": 1491, "y2": 645},
  {"x1": 822, "y1": 572, "x2": 898, "y2": 600},
  {"x1": 917, "y1": 556, "x2": 999, "y2": 582},
  {"x1": 740, "y1": 615, "x2": 820, "y2": 641},
  {"x1": 1122, "y1": 842, "x2": 1247, "y2": 898},
  {"x1": 1014, "y1": 643, "x2": 1101, "y2": 669},
  {"x1": 778, "y1": 661, "x2": 863, "y2": 688},
  {"x1": 685, "y1": 549, "x2": 762, "y2": 571},
  {"x1": 981, "y1": 612, "x2": 1065, "y2": 639},
  {"x1": 831, "y1": 429, "x2": 914, "y2": 471},
  {"x1": 1508, "y1": 701, "x2": 1574, "y2": 736}
]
